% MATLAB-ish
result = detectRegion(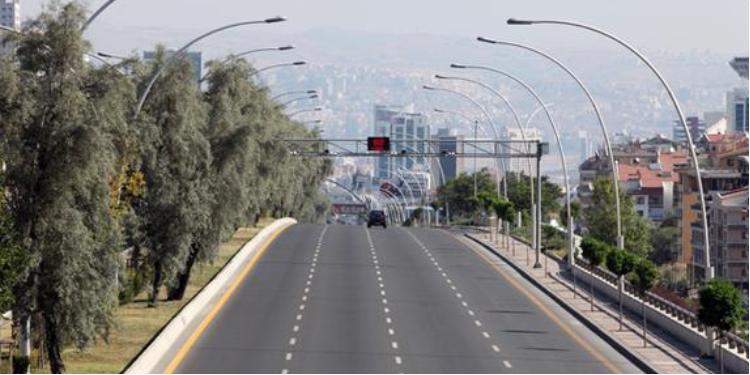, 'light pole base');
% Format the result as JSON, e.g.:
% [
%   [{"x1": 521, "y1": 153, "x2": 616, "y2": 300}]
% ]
[{"x1": 533, "y1": 262, "x2": 543, "y2": 269}]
